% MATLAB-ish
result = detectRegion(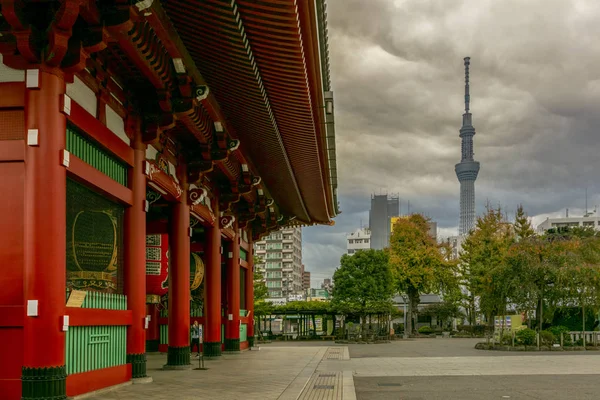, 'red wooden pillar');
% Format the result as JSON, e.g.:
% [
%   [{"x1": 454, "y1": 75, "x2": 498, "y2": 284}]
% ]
[
  {"x1": 165, "y1": 168, "x2": 191, "y2": 367},
  {"x1": 204, "y1": 202, "x2": 222, "y2": 357},
  {"x1": 246, "y1": 232, "x2": 255, "y2": 347},
  {"x1": 22, "y1": 69, "x2": 67, "y2": 399},
  {"x1": 224, "y1": 222, "x2": 240, "y2": 351},
  {"x1": 123, "y1": 122, "x2": 147, "y2": 378}
]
